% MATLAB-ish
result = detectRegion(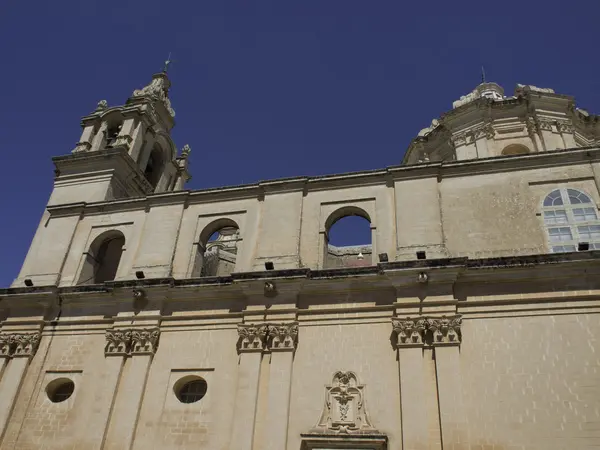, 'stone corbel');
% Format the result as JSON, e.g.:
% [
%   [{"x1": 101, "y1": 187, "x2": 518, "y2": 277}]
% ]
[
  {"x1": 391, "y1": 315, "x2": 462, "y2": 347},
  {"x1": 105, "y1": 328, "x2": 160, "y2": 356},
  {"x1": 0, "y1": 333, "x2": 41, "y2": 359},
  {"x1": 267, "y1": 322, "x2": 299, "y2": 351}
]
